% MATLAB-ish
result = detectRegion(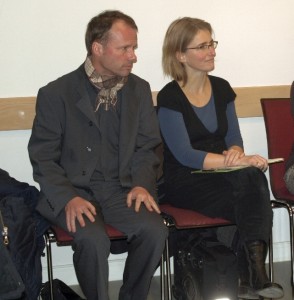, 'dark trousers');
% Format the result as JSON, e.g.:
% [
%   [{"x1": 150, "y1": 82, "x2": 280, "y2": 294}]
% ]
[
  {"x1": 166, "y1": 167, "x2": 273, "y2": 245},
  {"x1": 47, "y1": 182, "x2": 168, "y2": 300}
]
